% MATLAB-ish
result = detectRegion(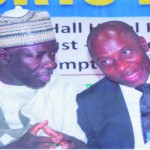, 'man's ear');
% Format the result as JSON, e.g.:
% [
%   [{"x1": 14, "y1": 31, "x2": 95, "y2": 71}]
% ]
[
  {"x1": 139, "y1": 36, "x2": 149, "y2": 52},
  {"x1": 0, "y1": 48, "x2": 10, "y2": 65}
]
